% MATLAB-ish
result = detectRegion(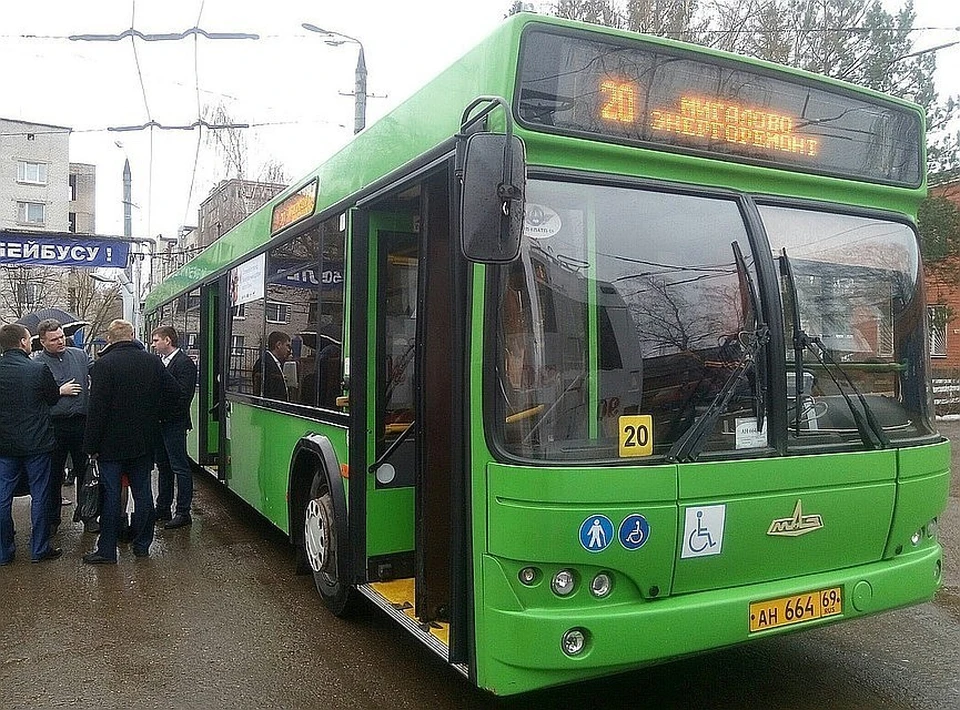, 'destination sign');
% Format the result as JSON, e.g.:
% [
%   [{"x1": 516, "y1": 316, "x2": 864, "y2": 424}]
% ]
[
  {"x1": 271, "y1": 178, "x2": 318, "y2": 235},
  {"x1": 517, "y1": 27, "x2": 922, "y2": 186}
]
